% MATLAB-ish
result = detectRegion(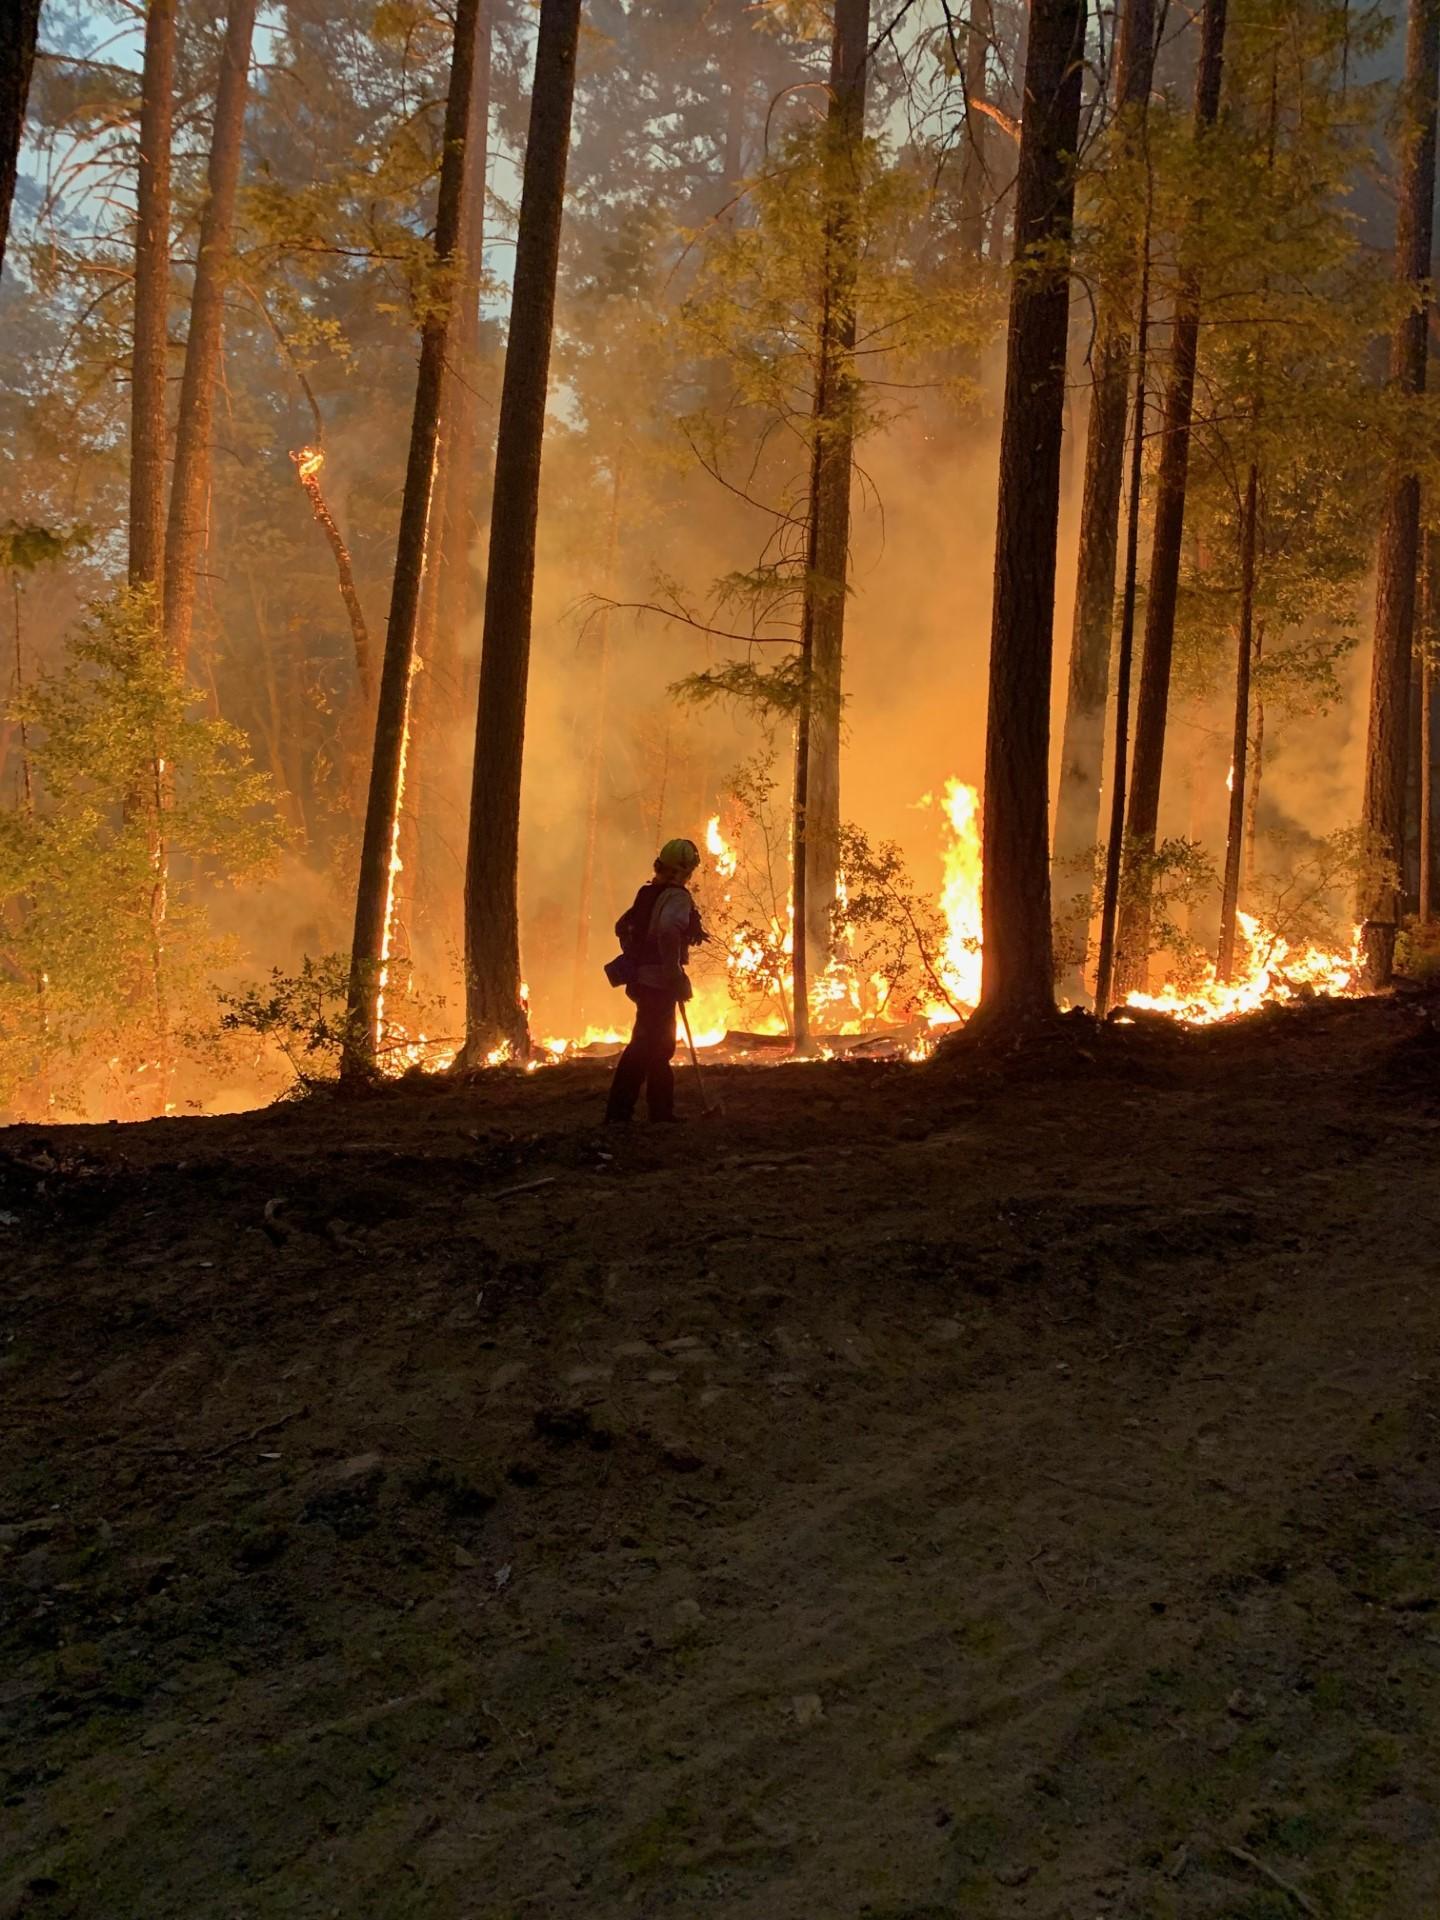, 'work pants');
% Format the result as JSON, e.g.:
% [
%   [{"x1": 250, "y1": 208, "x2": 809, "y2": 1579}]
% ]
[{"x1": 605, "y1": 987, "x2": 679, "y2": 1120}]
